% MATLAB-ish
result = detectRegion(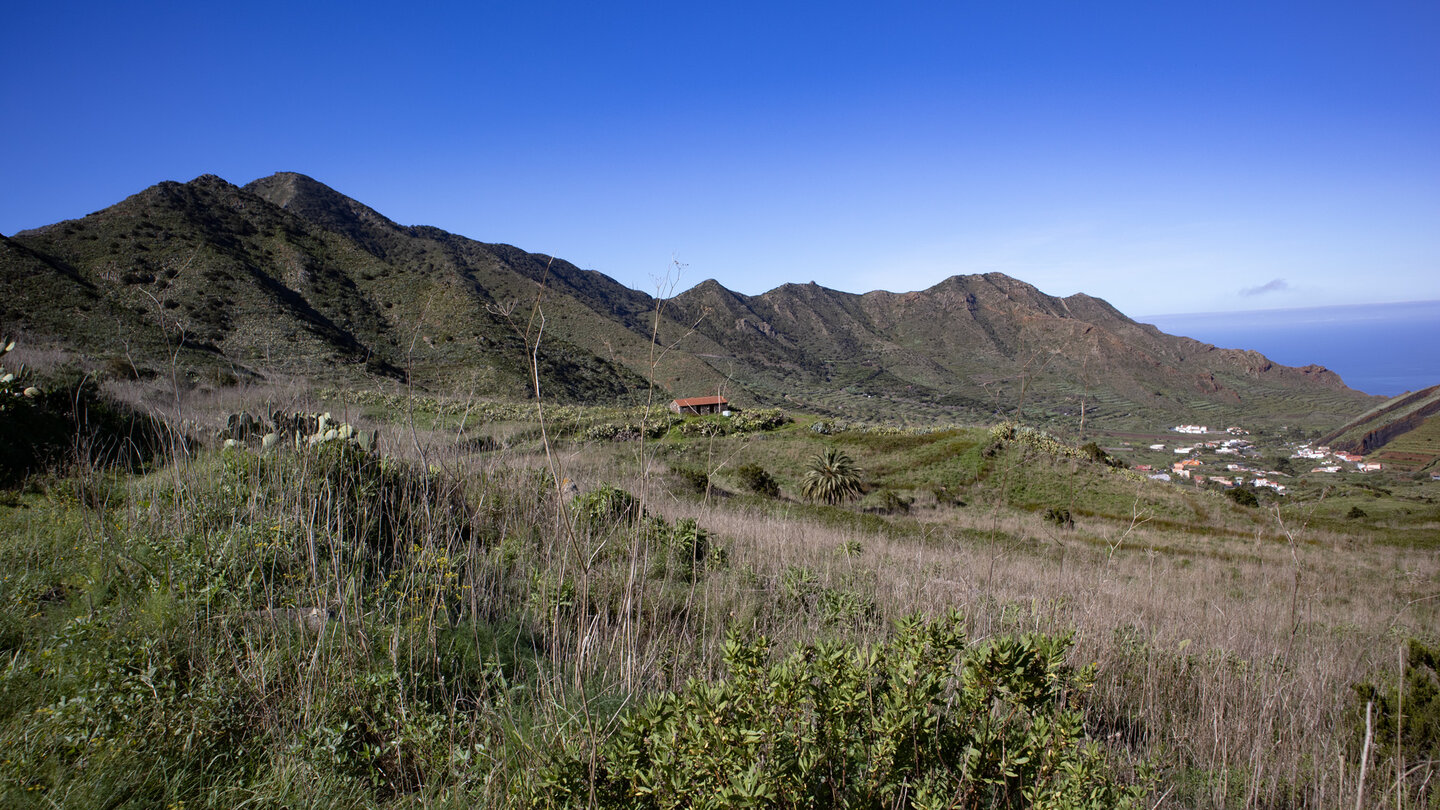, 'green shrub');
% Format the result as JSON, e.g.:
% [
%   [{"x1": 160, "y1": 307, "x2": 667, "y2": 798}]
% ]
[
  {"x1": 734, "y1": 463, "x2": 779, "y2": 497},
  {"x1": 676, "y1": 417, "x2": 730, "y2": 438},
  {"x1": 729, "y1": 408, "x2": 789, "y2": 432},
  {"x1": 0, "y1": 614, "x2": 253, "y2": 805},
  {"x1": 572, "y1": 484, "x2": 643, "y2": 530},
  {"x1": 864, "y1": 489, "x2": 913, "y2": 514},
  {"x1": 461, "y1": 433, "x2": 501, "y2": 453},
  {"x1": 0, "y1": 358, "x2": 168, "y2": 487},
  {"x1": 779, "y1": 564, "x2": 820, "y2": 604},
  {"x1": 1042, "y1": 507, "x2": 1074, "y2": 529},
  {"x1": 1226, "y1": 487, "x2": 1260, "y2": 508},
  {"x1": 1350, "y1": 638, "x2": 1440, "y2": 805},
  {"x1": 660, "y1": 517, "x2": 711, "y2": 580},
  {"x1": 816, "y1": 587, "x2": 877, "y2": 628},
  {"x1": 673, "y1": 467, "x2": 710, "y2": 495},
  {"x1": 584, "y1": 413, "x2": 682, "y2": 442},
  {"x1": 530, "y1": 613, "x2": 1148, "y2": 808}
]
